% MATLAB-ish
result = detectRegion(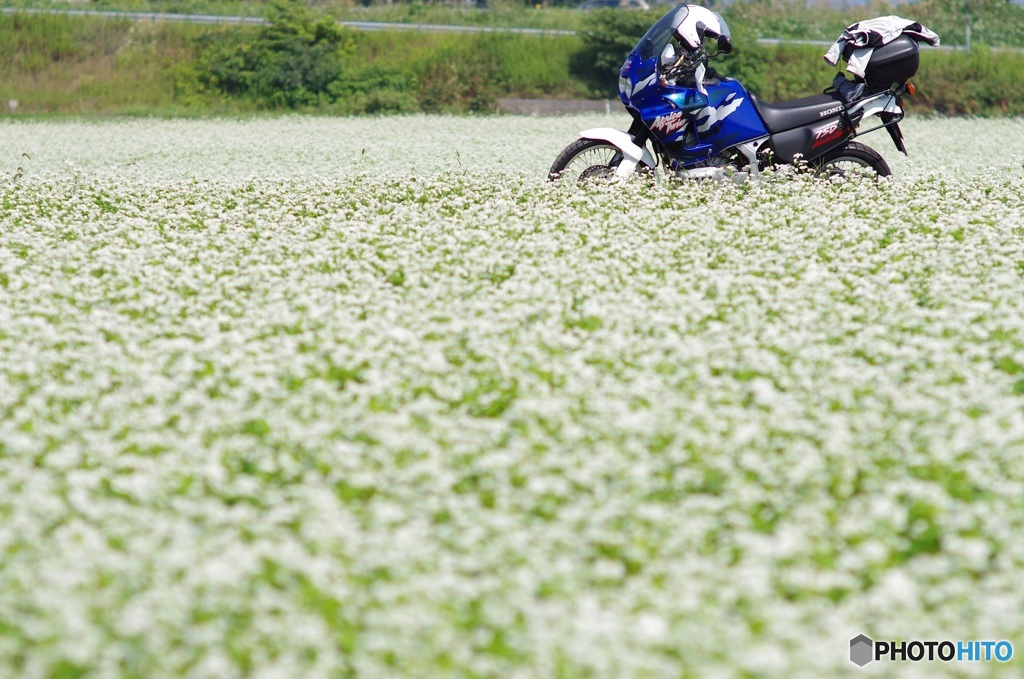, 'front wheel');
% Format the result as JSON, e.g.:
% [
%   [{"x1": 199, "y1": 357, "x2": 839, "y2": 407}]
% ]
[
  {"x1": 812, "y1": 141, "x2": 891, "y2": 179},
  {"x1": 548, "y1": 138, "x2": 649, "y2": 183}
]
